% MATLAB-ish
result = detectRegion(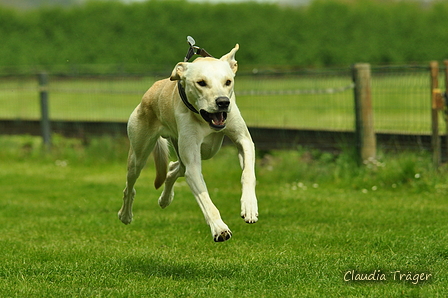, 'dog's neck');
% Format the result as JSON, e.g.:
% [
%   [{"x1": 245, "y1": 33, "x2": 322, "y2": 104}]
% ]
[{"x1": 177, "y1": 81, "x2": 199, "y2": 114}]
